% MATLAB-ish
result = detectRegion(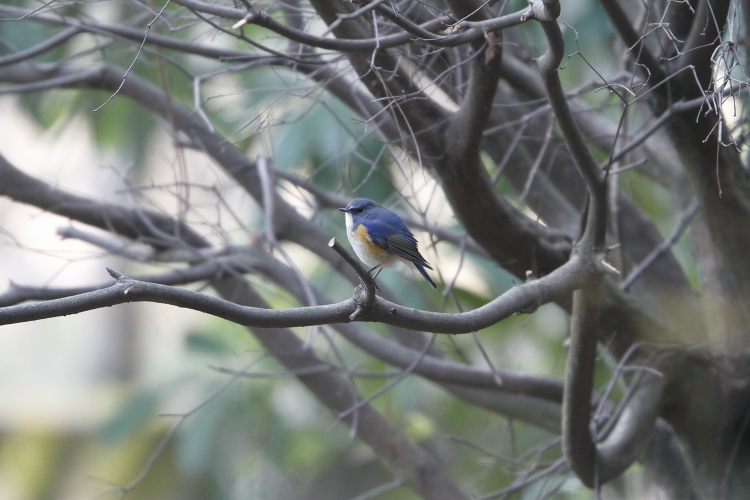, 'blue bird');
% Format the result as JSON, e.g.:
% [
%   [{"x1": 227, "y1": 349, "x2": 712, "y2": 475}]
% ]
[{"x1": 339, "y1": 198, "x2": 437, "y2": 289}]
